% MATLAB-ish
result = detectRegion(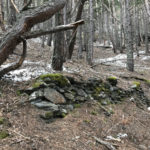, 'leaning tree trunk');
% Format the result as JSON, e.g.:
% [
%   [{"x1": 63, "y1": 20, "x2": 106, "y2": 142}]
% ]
[
  {"x1": 0, "y1": 0, "x2": 66, "y2": 67},
  {"x1": 67, "y1": 0, "x2": 87, "y2": 59}
]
